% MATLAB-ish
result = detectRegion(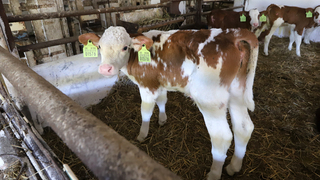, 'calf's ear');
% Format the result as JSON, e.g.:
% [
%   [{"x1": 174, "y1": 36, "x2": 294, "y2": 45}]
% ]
[
  {"x1": 78, "y1": 33, "x2": 100, "y2": 47},
  {"x1": 131, "y1": 36, "x2": 154, "y2": 51}
]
